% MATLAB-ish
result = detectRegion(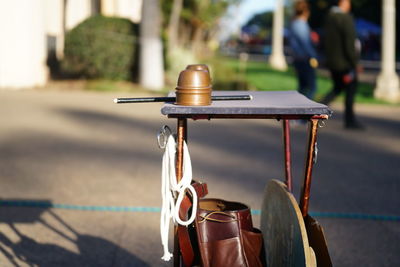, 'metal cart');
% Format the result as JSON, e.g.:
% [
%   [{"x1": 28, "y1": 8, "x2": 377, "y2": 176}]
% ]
[{"x1": 161, "y1": 90, "x2": 332, "y2": 267}]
